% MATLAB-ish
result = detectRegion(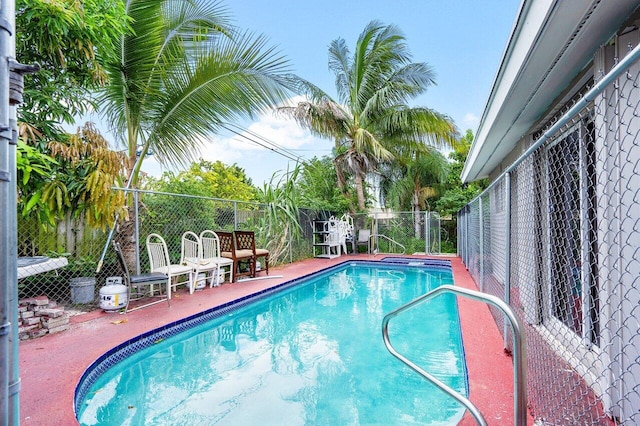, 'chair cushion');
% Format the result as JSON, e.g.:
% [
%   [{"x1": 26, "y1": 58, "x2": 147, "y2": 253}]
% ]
[
  {"x1": 221, "y1": 251, "x2": 233, "y2": 258},
  {"x1": 130, "y1": 272, "x2": 167, "y2": 284},
  {"x1": 255, "y1": 249, "x2": 269, "y2": 256},
  {"x1": 235, "y1": 249, "x2": 254, "y2": 258}
]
